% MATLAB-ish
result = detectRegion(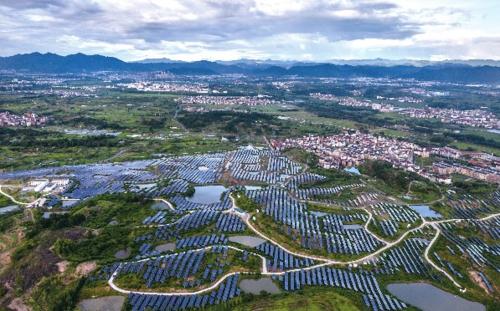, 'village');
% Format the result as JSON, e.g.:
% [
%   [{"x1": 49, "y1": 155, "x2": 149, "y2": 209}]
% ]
[
  {"x1": 310, "y1": 93, "x2": 499, "y2": 129},
  {"x1": 0, "y1": 111, "x2": 47, "y2": 127},
  {"x1": 272, "y1": 132, "x2": 500, "y2": 184}
]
